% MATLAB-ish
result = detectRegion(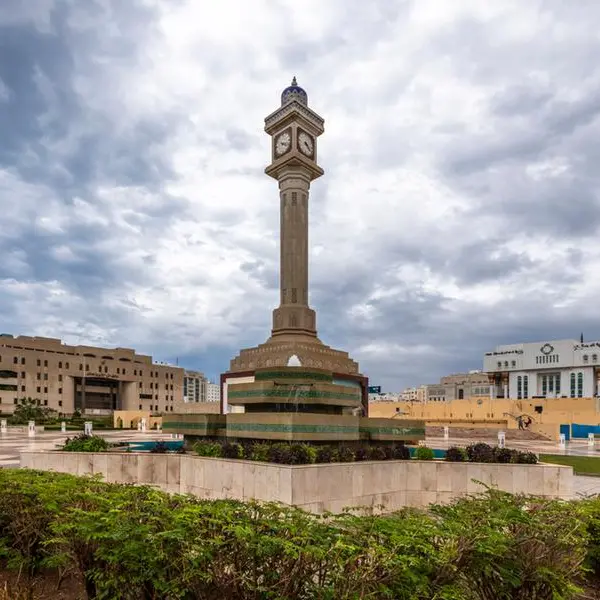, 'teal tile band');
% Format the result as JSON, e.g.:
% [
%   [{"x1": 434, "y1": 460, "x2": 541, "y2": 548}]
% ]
[{"x1": 228, "y1": 389, "x2": 359, "y2": 401}]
